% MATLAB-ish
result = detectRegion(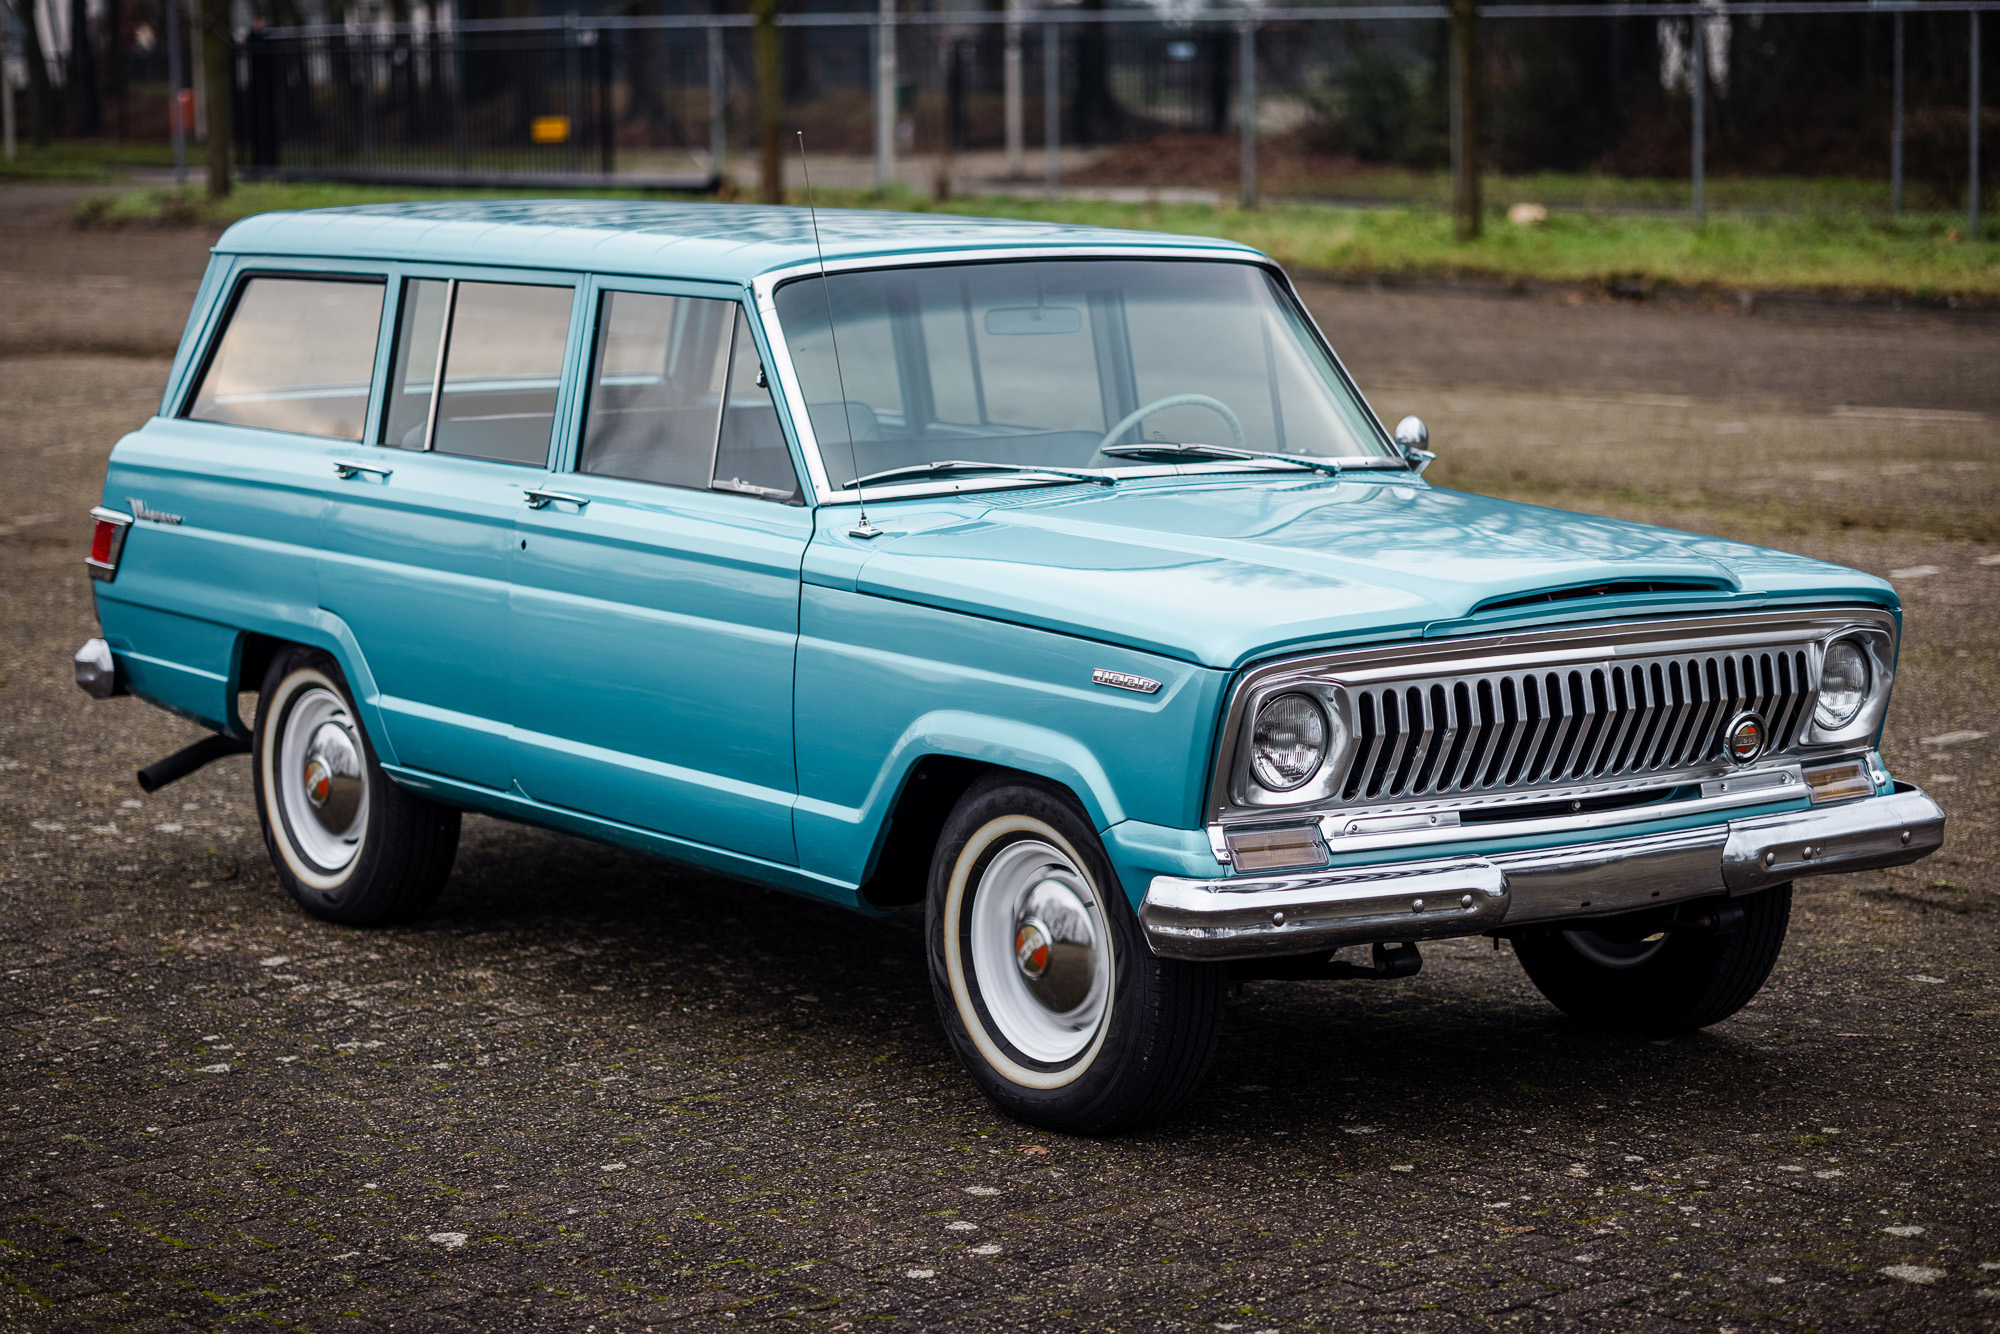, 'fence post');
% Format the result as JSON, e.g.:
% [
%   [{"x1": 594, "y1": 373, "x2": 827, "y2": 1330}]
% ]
[
  {"x1": 708, "y1": 24, "x2": 727, "y2": 186},
  {"x1": 1691, "y1": 14, "x2": 1705, "y2": 223},
  {"x1": 874, "y1": 0, "x2": 895, "y2": 189},
  {"x1": 1238, "y1": 20, "x2": 1257, "y2": 209},
  {"x1": 598, "y1": 32, "x2": 613, "y2": 177},
  {"x1": 1449, "y1": 0, "x2": 1480, "y2": 240},
  {"x1": 1891, "y1": 10, "x2": 1904, "y2": 214},
  {"x1": 451, "y1": 24, "x2": 468, "y2": 173},
  {"x1": 1043, "y1": 17, "x2": 1059, "y2": 196},
  {"x1": 1004, "y1": 0, "x2": 1024, "y2": 179},
  {"x1": 166, "y1": 0, "x2": 186, "y2": 182},
  {"x1": 564, "y1": 12, "x2": 582, "y2": 176},
  {"x1": 1972, "y1": 10, "x2": 1983, "y2": 239}
]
